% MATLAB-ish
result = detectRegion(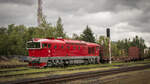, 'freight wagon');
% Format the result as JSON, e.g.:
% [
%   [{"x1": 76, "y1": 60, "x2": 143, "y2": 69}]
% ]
[
  {"x1": 128, "y1": 46, "x2": 143, "y2": 61},
  {"x1": 100, "y1": 46, "x2": 143, "y2": 63}
]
